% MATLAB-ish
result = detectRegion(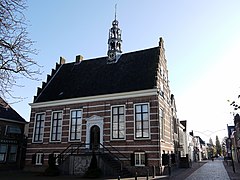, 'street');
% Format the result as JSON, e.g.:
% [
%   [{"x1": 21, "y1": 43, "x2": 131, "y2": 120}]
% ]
[{"x1": 185, "y1": 158, "x2": 230, "y2": 180}]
